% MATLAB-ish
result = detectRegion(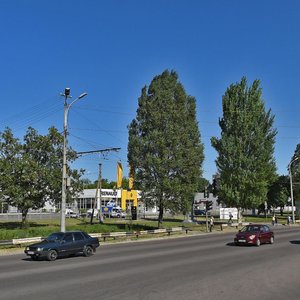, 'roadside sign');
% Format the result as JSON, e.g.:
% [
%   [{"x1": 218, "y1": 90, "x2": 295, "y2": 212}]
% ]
[
  {"x1": 219, "y1": 208, "x2": 238, "y2": 220},
  {"x1": 102, "y1": 207, "x2": 113, "y2": 214}
]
